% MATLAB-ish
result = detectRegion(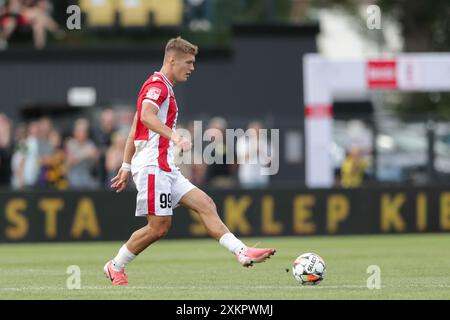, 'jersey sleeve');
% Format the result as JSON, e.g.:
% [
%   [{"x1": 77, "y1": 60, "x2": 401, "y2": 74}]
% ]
[{"x1": 142, "y1": 82, "x2": 168, "y2": 109}]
